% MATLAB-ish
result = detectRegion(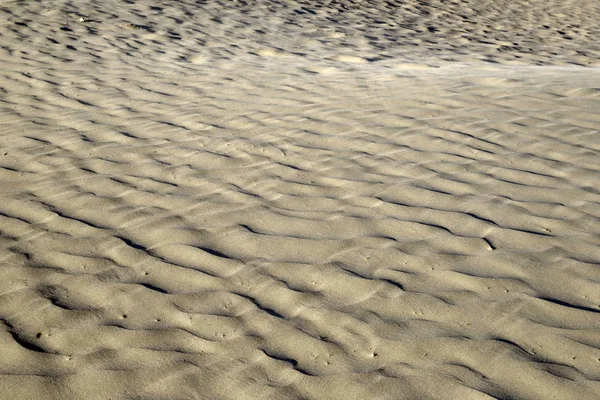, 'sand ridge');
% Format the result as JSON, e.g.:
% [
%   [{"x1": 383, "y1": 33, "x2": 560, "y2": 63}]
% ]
[{"x1": 1, "y1": 0, "x2": 600, "y2": 399}]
